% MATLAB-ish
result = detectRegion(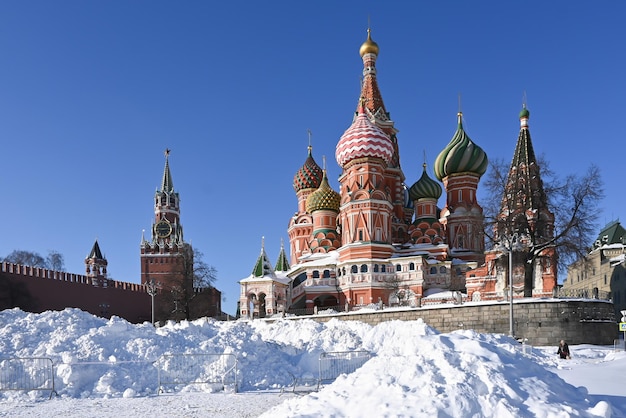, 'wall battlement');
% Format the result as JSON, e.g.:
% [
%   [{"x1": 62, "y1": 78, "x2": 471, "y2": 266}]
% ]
[{"x1": 1, "y1": 262, "x2": 146, "y2": 293}]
